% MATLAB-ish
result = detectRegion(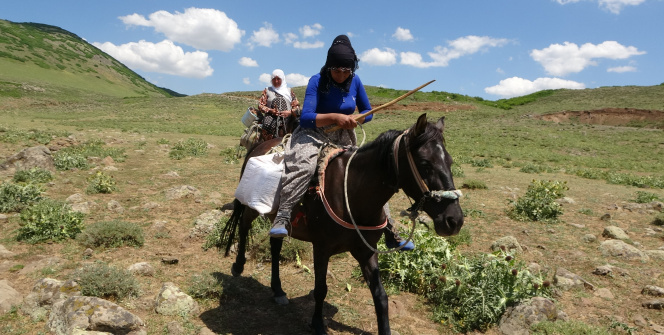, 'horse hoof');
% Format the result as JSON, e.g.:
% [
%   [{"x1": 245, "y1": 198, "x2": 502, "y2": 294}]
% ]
[
  {"x1": 231, "y1": 263, "x2": 243, "y2": 277},
  {"x1": 273, "y1": 295, "x2": 289, "y2": 305}
]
